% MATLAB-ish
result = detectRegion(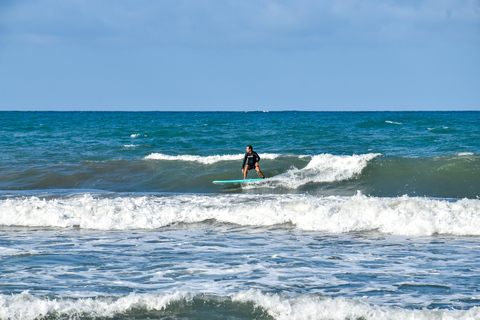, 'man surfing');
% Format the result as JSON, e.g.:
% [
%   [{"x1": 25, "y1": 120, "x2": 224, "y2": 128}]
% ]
[{"x1": 242, "y1": 145, "x2": 266, "y2": 179}]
